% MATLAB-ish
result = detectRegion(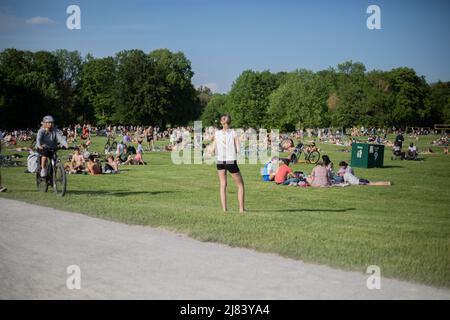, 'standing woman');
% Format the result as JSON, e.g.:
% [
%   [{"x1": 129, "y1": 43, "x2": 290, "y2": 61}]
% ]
[{"x1": 213, "y1": 115, "x2": 246, "y2": 213}]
